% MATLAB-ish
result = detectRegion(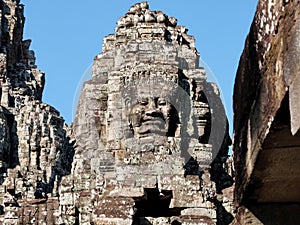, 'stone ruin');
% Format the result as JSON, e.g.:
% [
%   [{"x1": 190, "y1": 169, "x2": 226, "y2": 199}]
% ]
[
  {"x1": 70, "y1": 2, "x2": 233, "y2": 224},
  {"x1": 0, "y1": 1, "x2": 235, "y2": 224},
  {"x1": 232, "y1": 0, "x2": 300, "y2": 224},
  {"x1": 0, "y1": 0, "x2": 74, "y2": 224},
  {"x1": 2, "y1": 0, "x2": 296, "y2": 224},
  {"x1": 2, "y1": 0, "x2": 299, "y2": 224}
]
